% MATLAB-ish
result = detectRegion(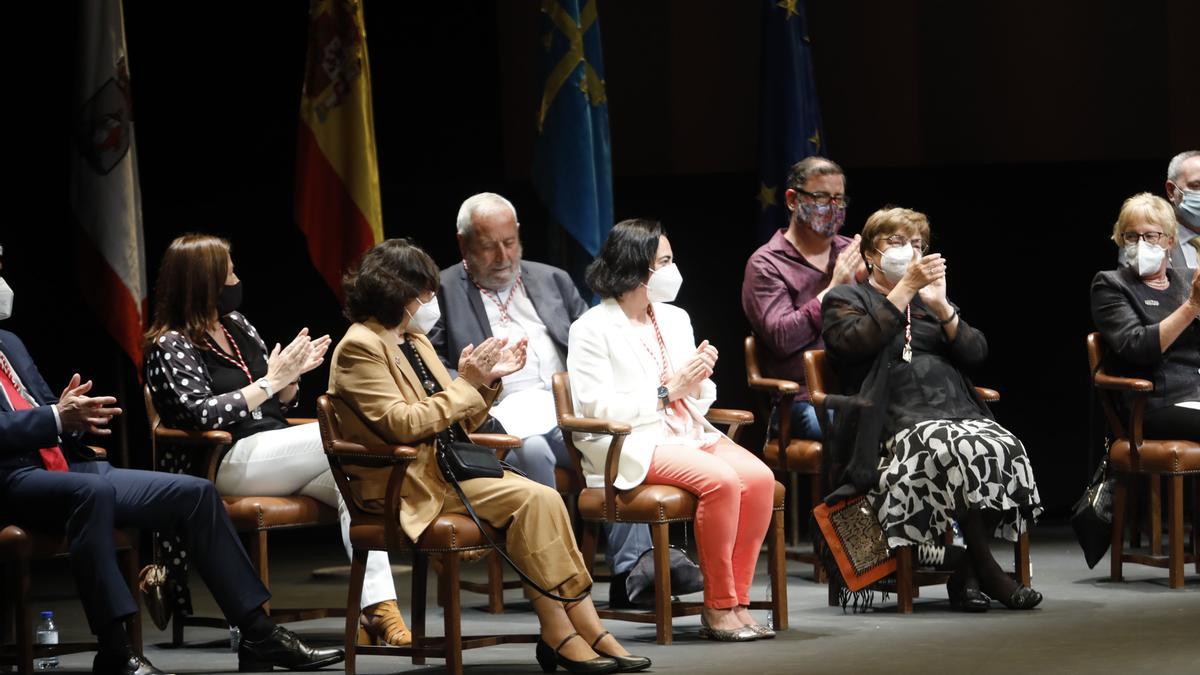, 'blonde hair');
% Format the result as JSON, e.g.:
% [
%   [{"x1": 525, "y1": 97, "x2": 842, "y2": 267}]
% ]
[
  {"x1": 859, "y1": 207, "x2": 931, "y2": 262},
  {"x1": 1111, "y1": 193, "x2": 1177, "y2": 247}
]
